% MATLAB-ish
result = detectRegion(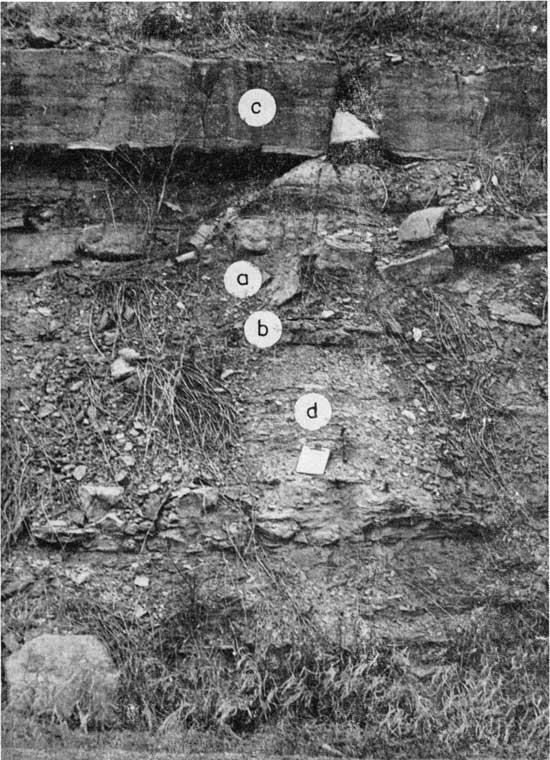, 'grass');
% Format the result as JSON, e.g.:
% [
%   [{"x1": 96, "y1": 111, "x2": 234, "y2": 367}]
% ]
[
  {"x1": 1, "y1": 395, "x2": 84, "y2": 555},
  {"x1": 381, "y1": 285, "x2": 543, "y2": 499},
  {"x1": 1, "y1": 2, "x2": 546, "y2": 55},
  {"x1": 3, "y1": 550, "x2": 547, "y2": 758},
  {"x1": 89, "y1": 267, "x2": 238, "y2": 460},
  {"x1": 1, "y1": 401, "x2": 33, "y2": 552}
]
